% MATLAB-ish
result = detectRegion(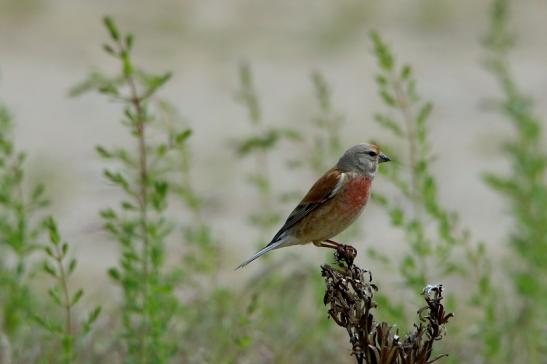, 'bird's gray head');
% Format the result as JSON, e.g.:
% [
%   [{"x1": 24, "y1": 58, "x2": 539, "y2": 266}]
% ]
[{"x1": 336, "y1": 143, "x2": 391, "y2": 177}]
